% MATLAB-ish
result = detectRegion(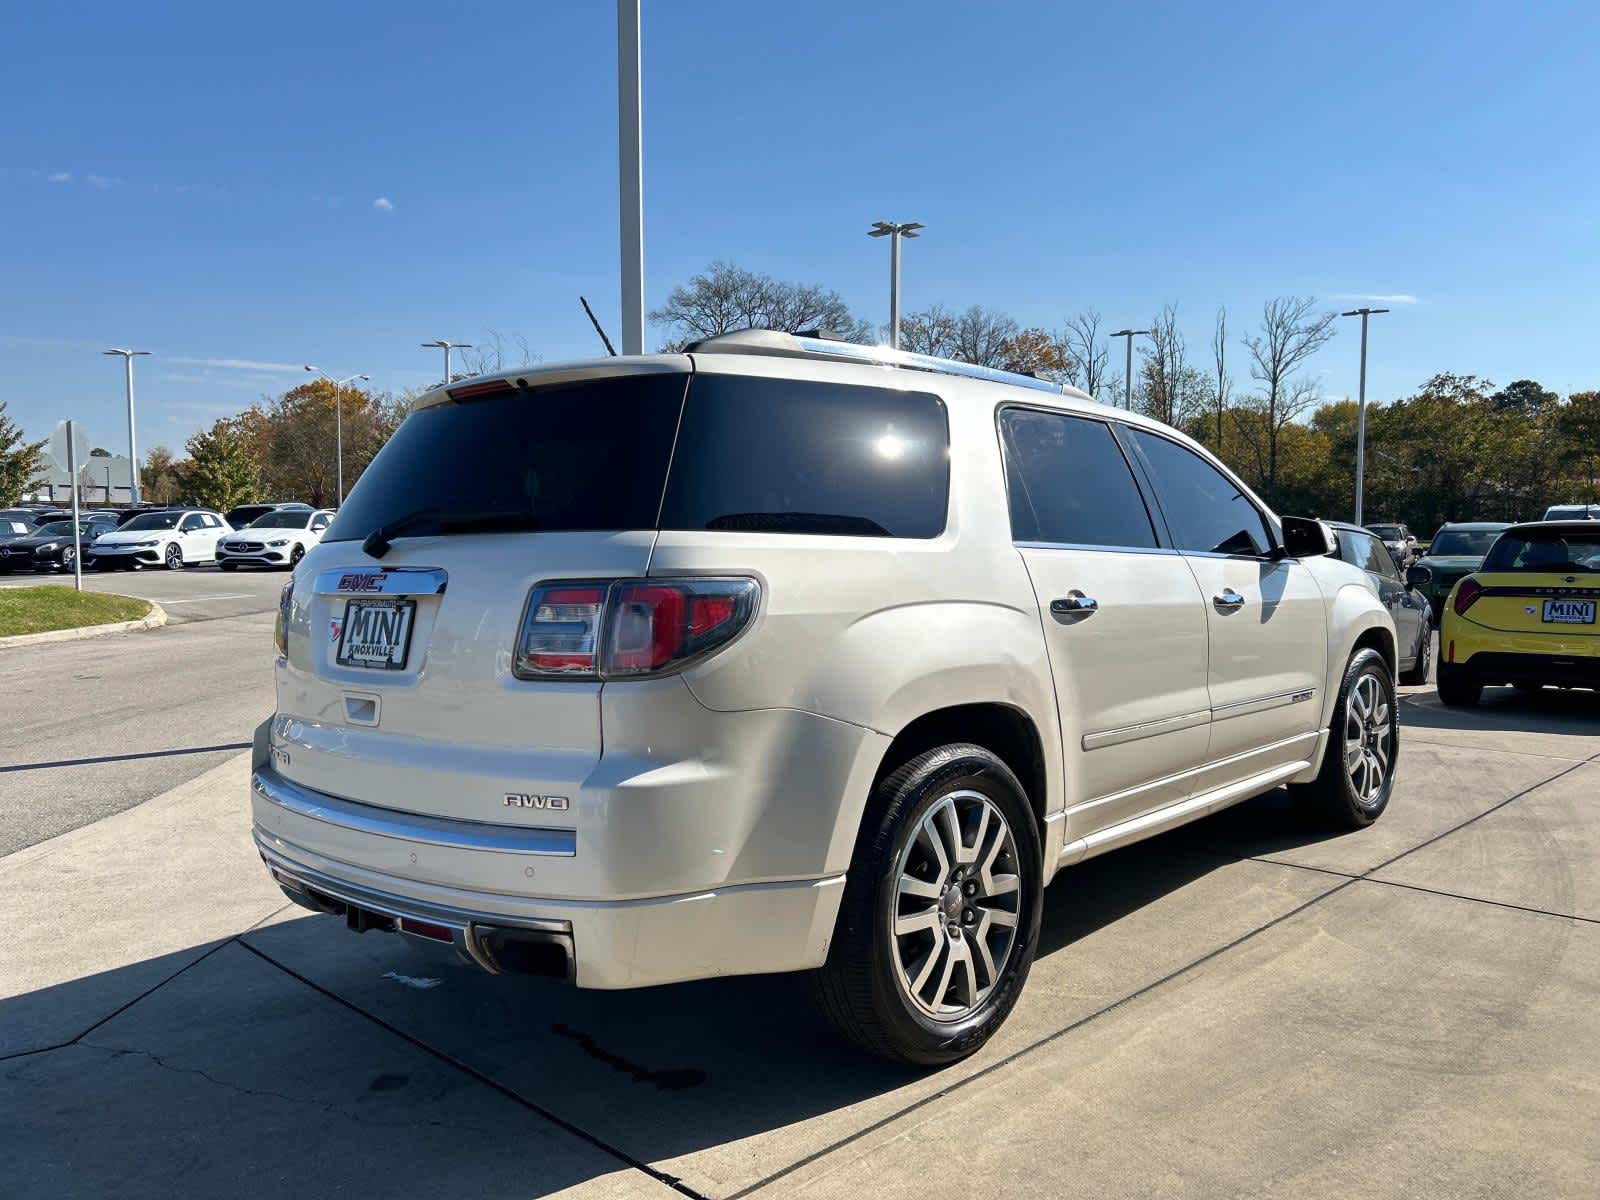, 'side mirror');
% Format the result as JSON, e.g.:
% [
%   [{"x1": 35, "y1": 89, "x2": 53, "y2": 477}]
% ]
[
  {"x1": 1280, "y1": 515, "x2": 1336, "y2": 559},
  {"x1": 1406, "y1": 564, "x2": 1433, "y2": 589}
]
